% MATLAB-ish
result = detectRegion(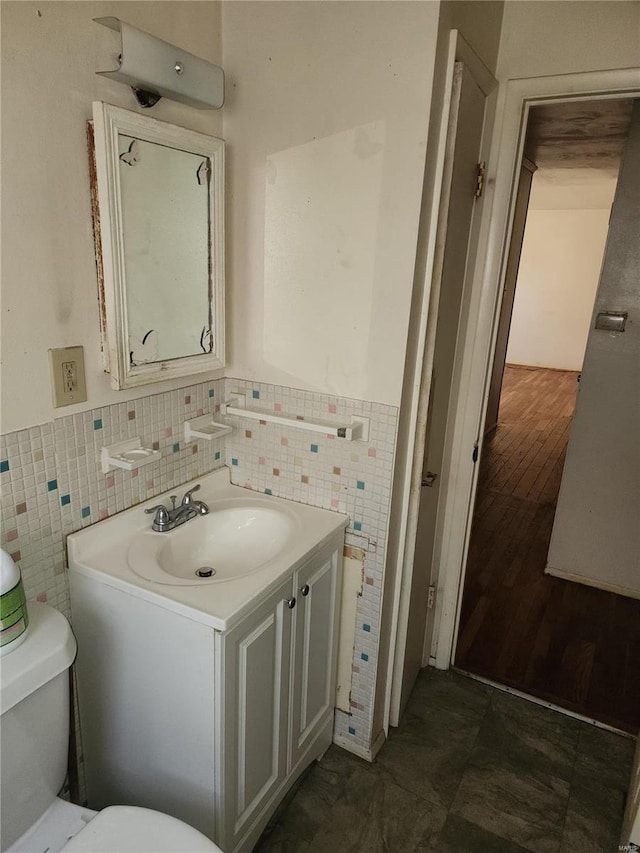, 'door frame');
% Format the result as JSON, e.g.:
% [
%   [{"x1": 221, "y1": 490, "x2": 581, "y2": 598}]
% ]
[
  {"x1": 431, "y1": 67, "x2": 640, "y2": 670},
  {"x1": 386, "y1": 29, "x2": 497, "y2": 728}
]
